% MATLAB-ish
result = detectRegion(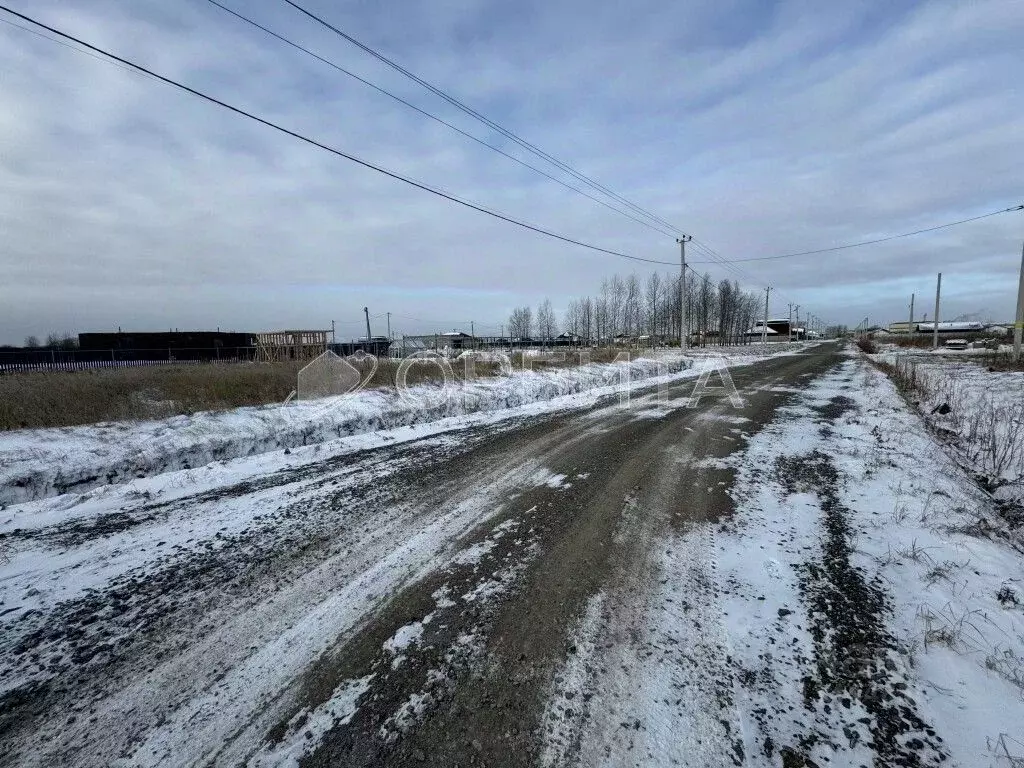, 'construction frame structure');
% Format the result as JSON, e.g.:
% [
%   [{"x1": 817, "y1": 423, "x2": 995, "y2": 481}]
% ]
[{"x1": 255, "y1": 330, "x2": 329, "y2": 362}]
